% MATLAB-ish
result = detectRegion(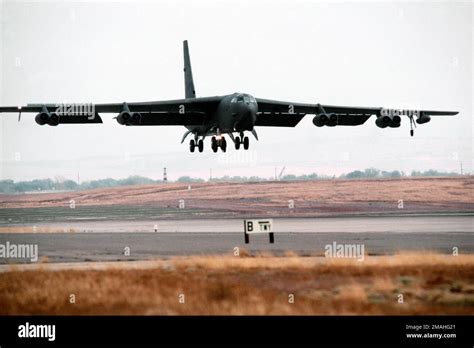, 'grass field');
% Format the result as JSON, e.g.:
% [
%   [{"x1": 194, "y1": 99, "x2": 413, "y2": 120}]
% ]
[
  {"x1": 1, "y1": 177, "x2": 473, "y2": 225},
  {"x1": 1, "y1": 252, "x2": 473, "y2": 315}
]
